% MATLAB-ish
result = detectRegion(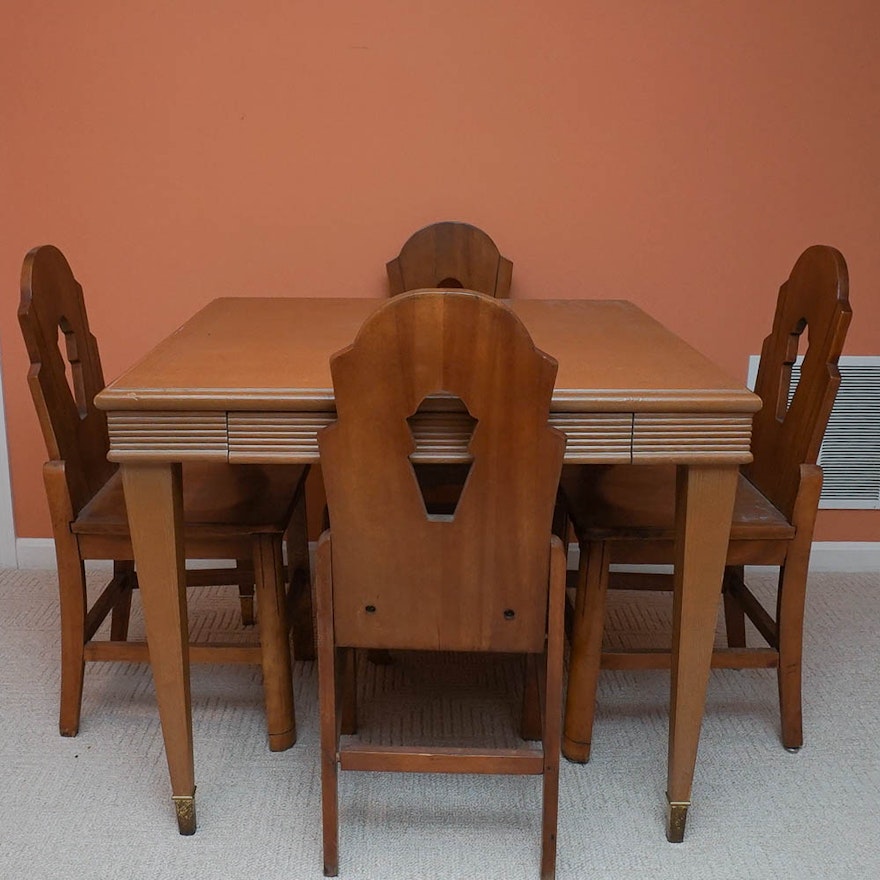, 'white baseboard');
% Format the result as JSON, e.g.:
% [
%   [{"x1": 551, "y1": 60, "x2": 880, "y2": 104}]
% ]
[
  {"x1": 570, "y1": 541, "x2": 879, "y2": 575},
  {"x1": 15, "y1": 539, "x2": 57, "y2": 570},
  {"x1": 0, "y1": 345, "x2": 19, "y2": 569},
  {"x1": 14, "y1": 539, "x2": 237, "y2": 572},
  {"x1": 15, "y1": 537, "x2": 880, "y2": 574},
  {"x1": 806, "y1": 542, "x2": 880, "y2": 573}
]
